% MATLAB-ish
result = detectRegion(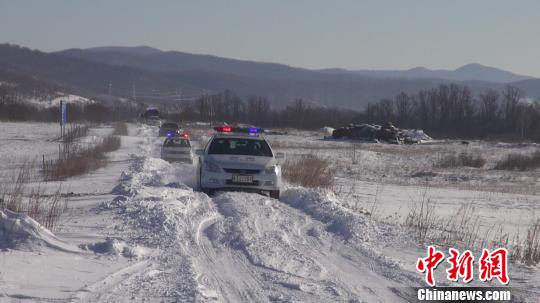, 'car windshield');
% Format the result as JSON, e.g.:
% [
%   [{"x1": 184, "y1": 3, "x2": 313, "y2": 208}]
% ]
[
  {"x1": 208, "y1": 138, "x2": 273, "y2": 157},
  {"x1": 164, "y1": 138, "x2": 190, "y2": 147},
  {"x1": 145, "y1": 109, "x2": 159, "y2": 118}
]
